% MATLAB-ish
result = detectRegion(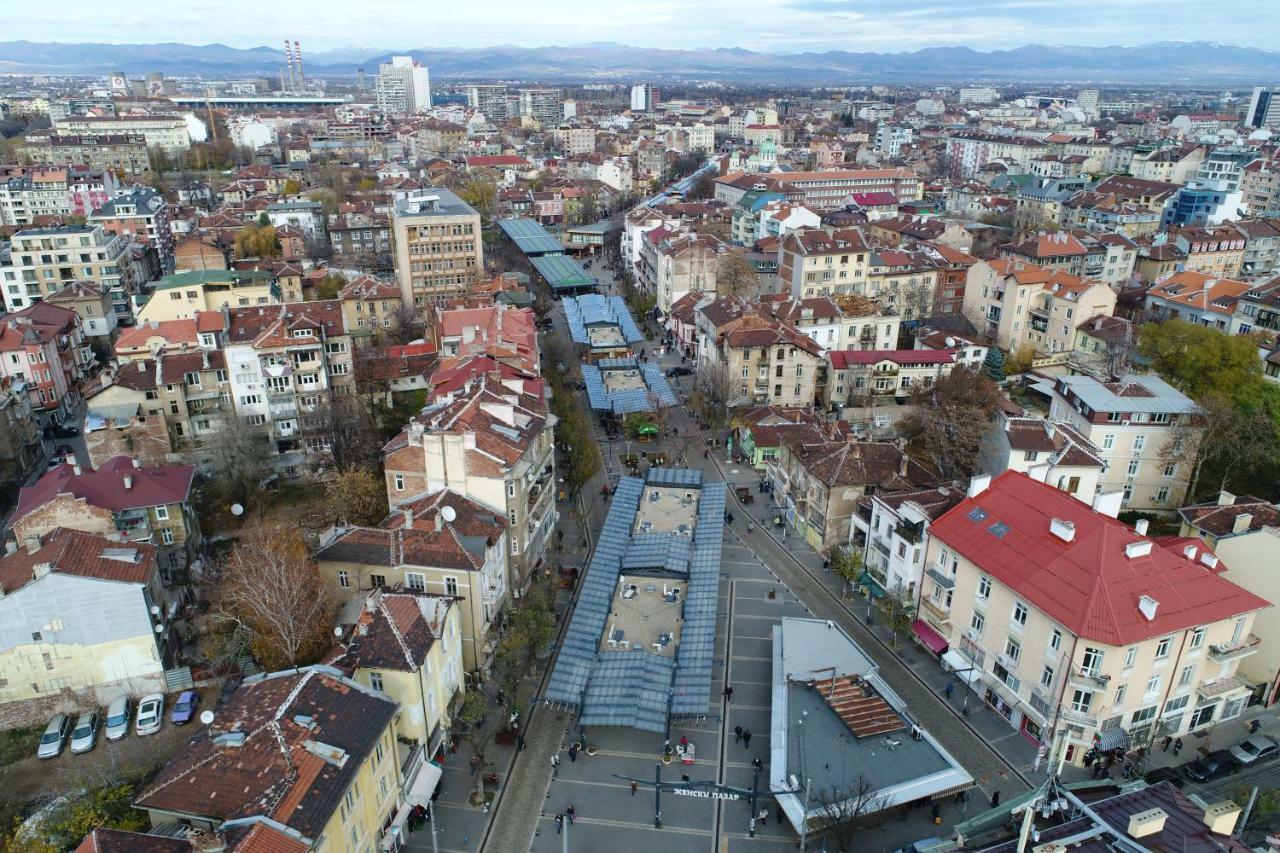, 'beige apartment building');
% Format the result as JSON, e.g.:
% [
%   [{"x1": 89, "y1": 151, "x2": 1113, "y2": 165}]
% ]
[
  {"x1": 964, "y1": 260, "x2": 1117, "y2": 356},
  {"x1": 923, "y1": 471, "x2": 1269, "y2": 765},
  {"x1": 136, "y1": 269, "x2": 279, "y2": 324},
  {"x1": 391, "y1": 191, "x2": 484, "y2": 310},
  {"x1": 1048, "y1": 373, "x2": 1202, "y2": 511},
  {"x1": 777, "y1": 227, "x2": 871, "y2": 299}
]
